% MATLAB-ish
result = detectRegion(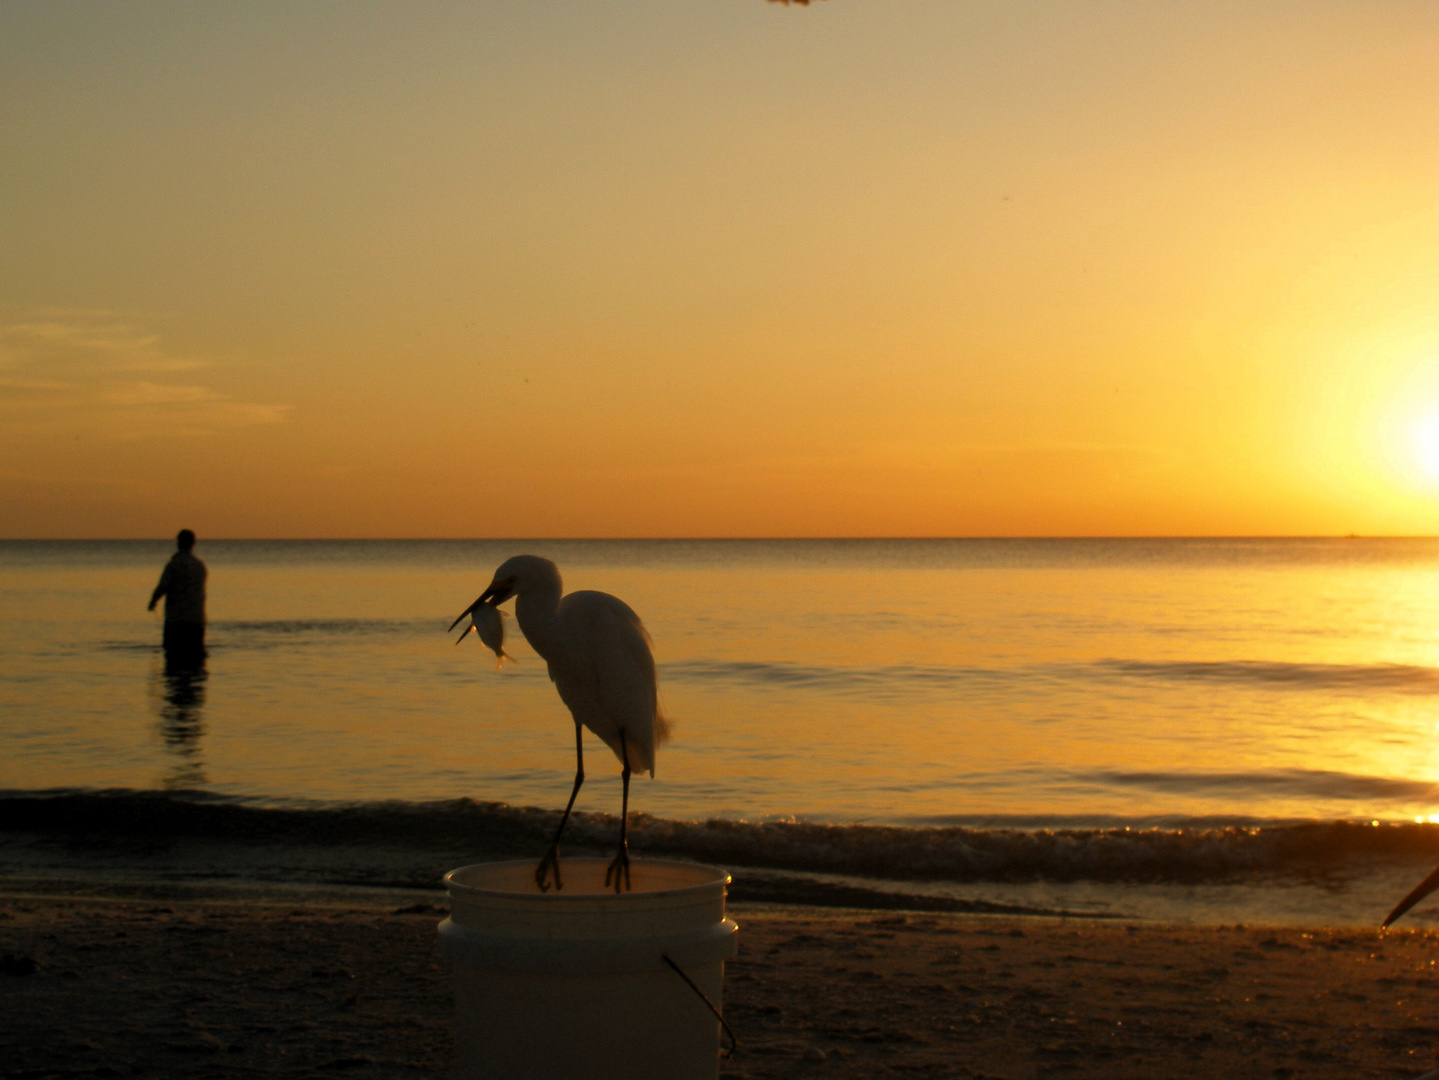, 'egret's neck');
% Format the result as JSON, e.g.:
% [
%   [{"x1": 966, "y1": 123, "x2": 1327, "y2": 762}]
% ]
[{"x1": 513, "y1": 583, "x2": 562, "y2": 661}]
